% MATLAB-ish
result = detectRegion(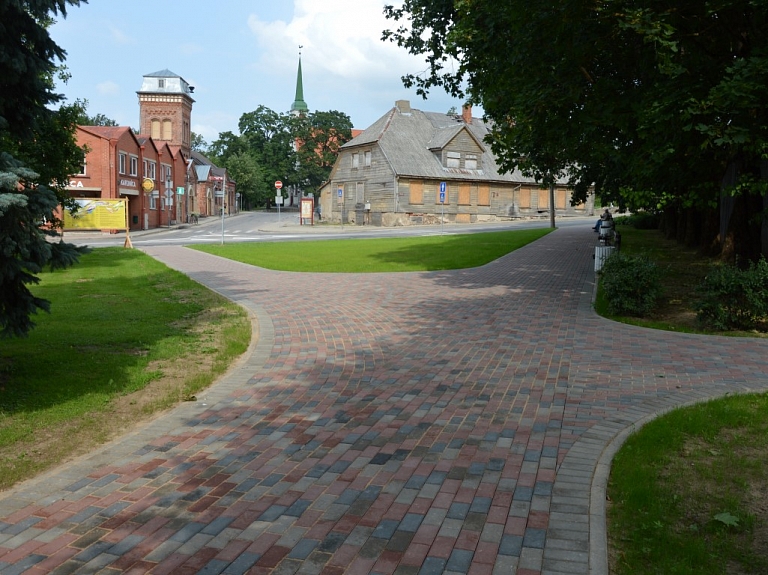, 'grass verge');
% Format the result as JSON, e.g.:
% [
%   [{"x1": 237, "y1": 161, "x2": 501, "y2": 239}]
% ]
[
  {"x1": 602, "y1": 226, "x2": 768, "y2": 574},
  {"x1": 609, "y1": 393, "x2": 768, "y2": 574},
  {"x1": 0, "y1": 248, "x2": 250, "y2": 490},
  {"x1": 190, "y1": 228, "x2": 553, "y2": 272}
]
